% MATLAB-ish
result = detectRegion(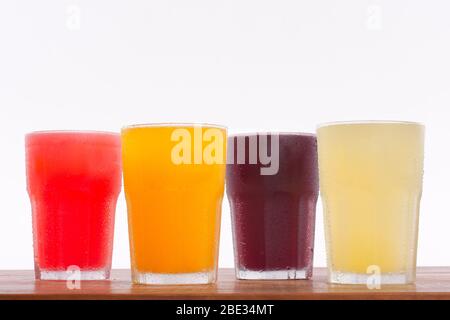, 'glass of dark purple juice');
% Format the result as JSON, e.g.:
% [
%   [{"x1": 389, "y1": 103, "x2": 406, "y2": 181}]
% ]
[{"x1": 226, "y1": 133, "x2": 319, "y2": 280}]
